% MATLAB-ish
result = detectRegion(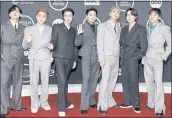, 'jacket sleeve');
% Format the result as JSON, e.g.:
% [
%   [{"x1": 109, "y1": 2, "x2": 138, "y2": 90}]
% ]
[
  {"x1": 50, "y1": 24, "x2": 58, "y2": 49},
  {"x1": 162, "y1": 25, "x2": 171, "y2": 61},
  {"x1": 97, "y1": 23, "x2": 105, "y2": 62},
  {"x1": 135, "y1": 27, "x2": 148, "y2": 60},
  {"x1": 75, "y1": 33, "x2": 83, "y2": 46}
]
